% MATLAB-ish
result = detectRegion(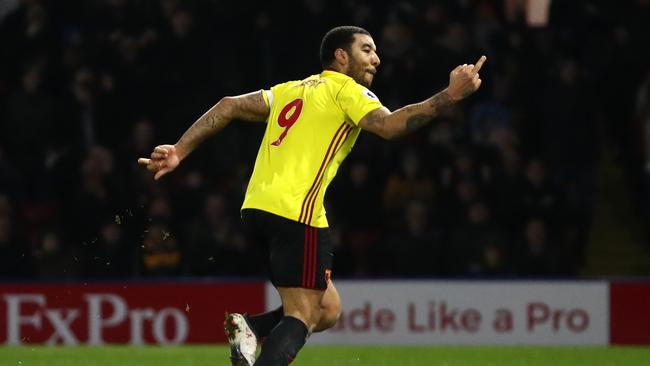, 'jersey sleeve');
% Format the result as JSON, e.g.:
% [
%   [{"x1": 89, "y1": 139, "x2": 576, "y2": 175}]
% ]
[
  {"x1": 336, "y1": 80, "x2": 384, "y2": 126},
  {"x1": 261, "y1": 89, "x2": 273, "y2": 108},
  {"x1": 264, "y1": 81, "x2": 298, "y2": 111}
]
